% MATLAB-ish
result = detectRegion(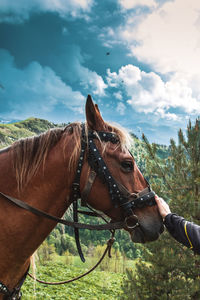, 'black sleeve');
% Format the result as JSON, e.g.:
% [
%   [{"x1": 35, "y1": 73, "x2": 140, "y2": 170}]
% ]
[{"x1": 164, "y1": 213, "x2": 200, "y2": 254}]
